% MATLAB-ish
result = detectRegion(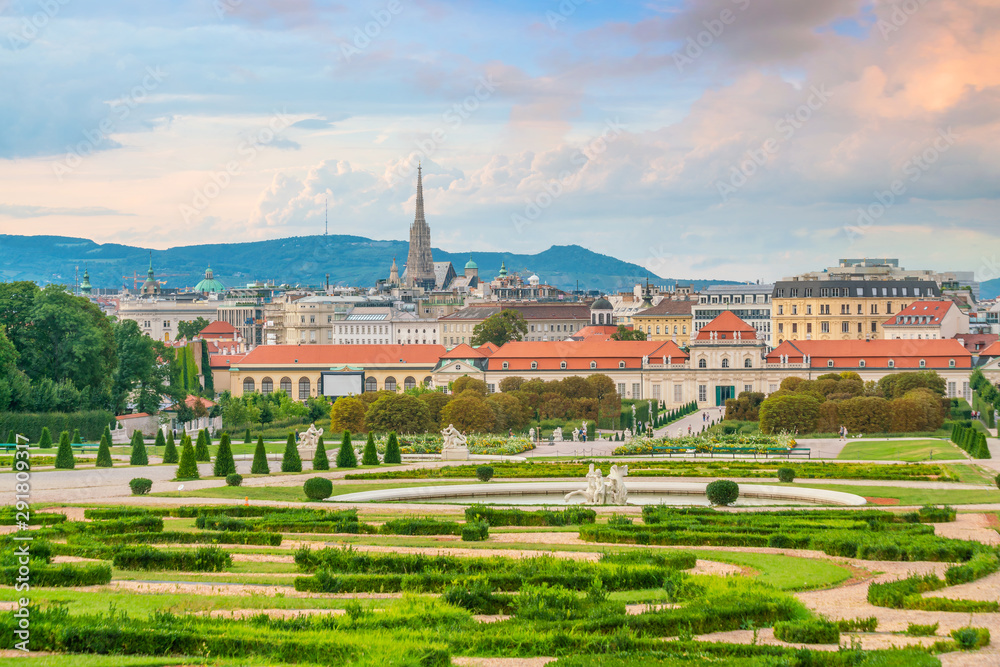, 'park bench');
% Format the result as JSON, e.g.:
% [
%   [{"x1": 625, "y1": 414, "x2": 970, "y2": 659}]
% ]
[
  {"x1": 650, "y1": 446, "x2": 694, "y2": 457},
  {"x1": 0, "y1": 444, "x2": 18, "y2": 453},
  {"x1": 787, "y1": 447, "x2": 811, "y2": 459},
  {"x1": 71, "y1": 444, "x2": 101, "y2": 453}
]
